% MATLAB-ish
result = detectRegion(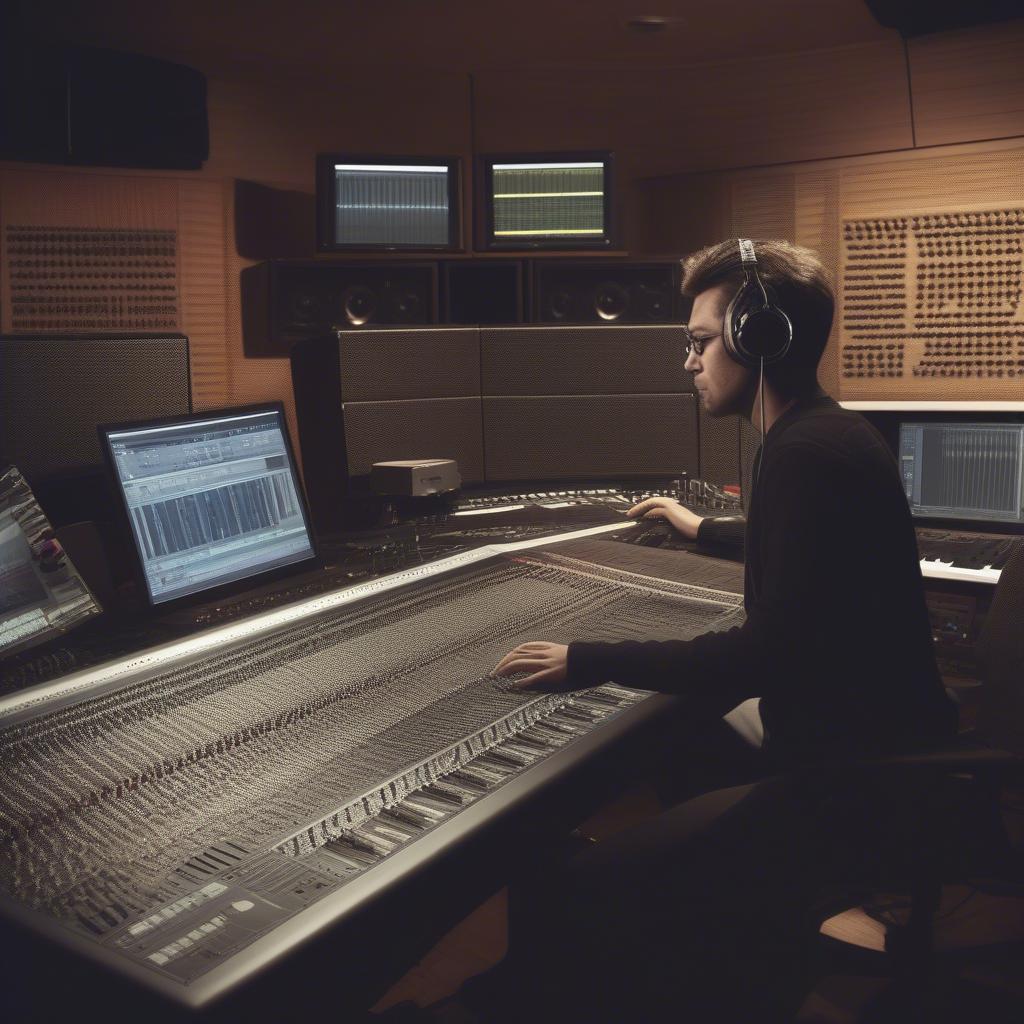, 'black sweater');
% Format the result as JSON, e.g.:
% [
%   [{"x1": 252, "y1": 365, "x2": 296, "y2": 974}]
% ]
[{"x1": 568, "y1": 393, "x2": 958, "y2": 759}]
